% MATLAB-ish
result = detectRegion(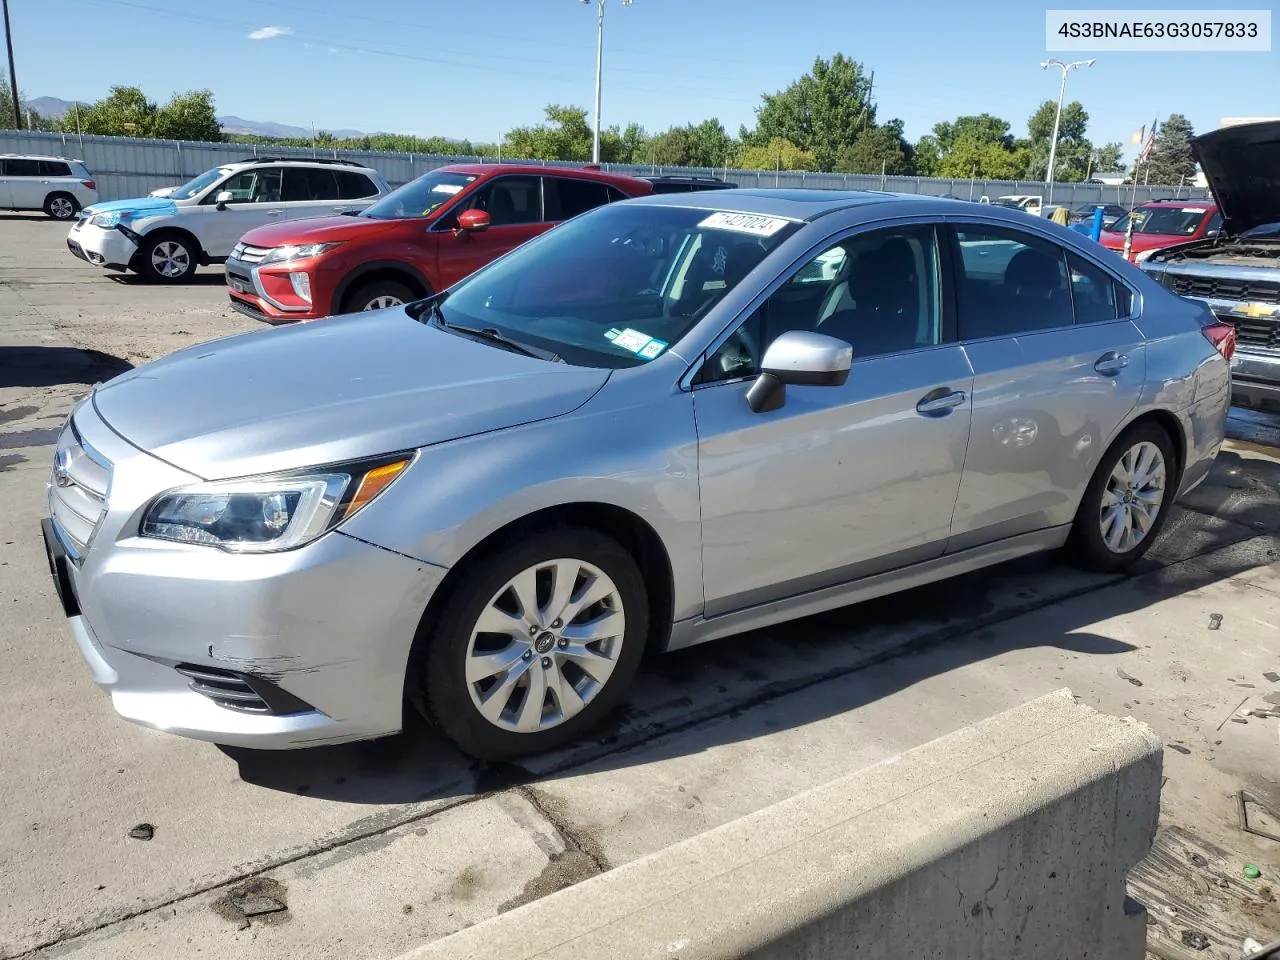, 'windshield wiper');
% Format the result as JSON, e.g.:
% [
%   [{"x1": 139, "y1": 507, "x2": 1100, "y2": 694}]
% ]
[{"x1": 429, "y1": 304, "x2": 562, "y2": 363}]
